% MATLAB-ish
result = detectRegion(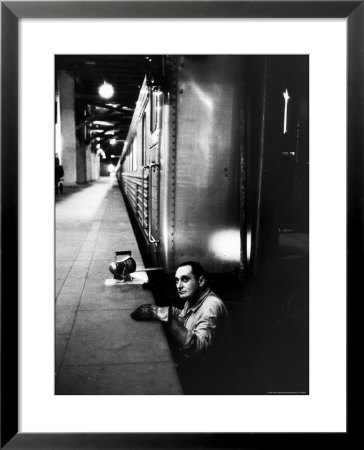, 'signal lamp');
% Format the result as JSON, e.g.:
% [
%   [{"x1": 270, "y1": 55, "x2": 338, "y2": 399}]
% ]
[
  {"x1": 109, "y1": 251, "x2": 163, "y2": 283},
  {"x1": 109, "y1": 251, "x2": 136, "y2": 281}
]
